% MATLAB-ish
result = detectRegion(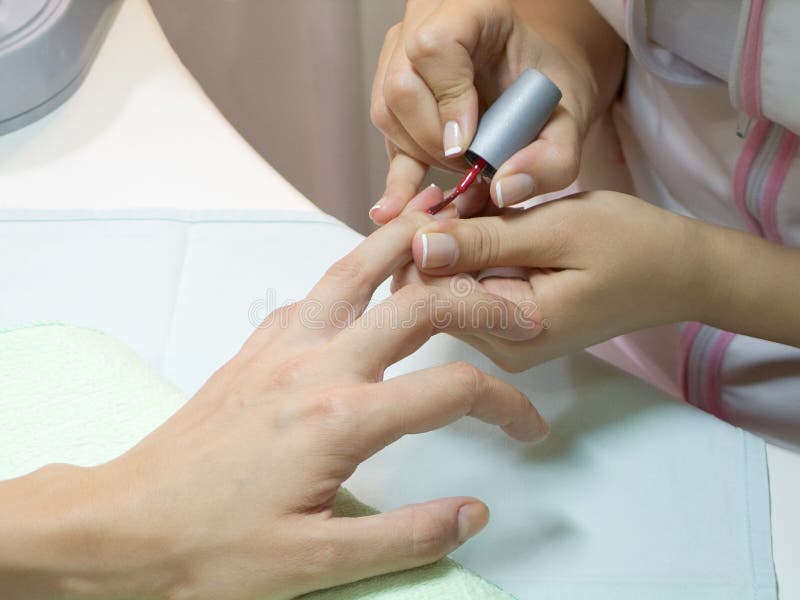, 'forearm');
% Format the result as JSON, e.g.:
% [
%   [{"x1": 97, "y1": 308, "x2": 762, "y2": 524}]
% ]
[
  {"x1": 512, "y1": 0, "x2": 625, "y2": 125},
  {"x1": 0, "y1": 465, "x2": 94, "y2": 598},
  {"x1": 0, "y1": 464, "x2": 165, "y2": 600},
  {"x1": 697, "y1": 222, "x2": 800, "y2": 347}
]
